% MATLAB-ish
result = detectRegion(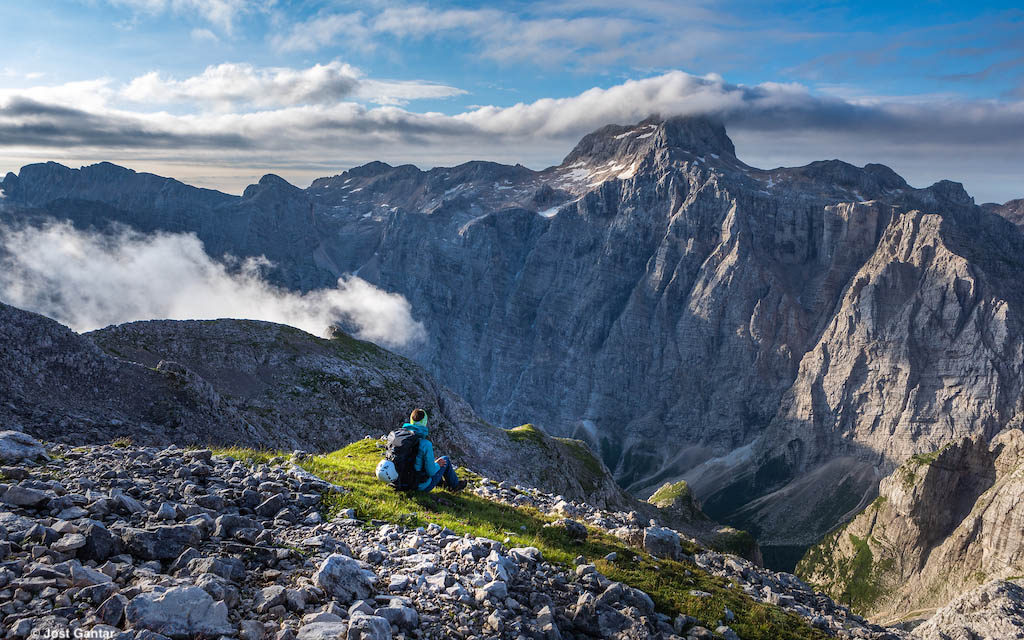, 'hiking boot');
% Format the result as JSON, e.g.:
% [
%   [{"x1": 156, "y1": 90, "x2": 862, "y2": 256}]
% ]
[{"x1": 450, "y1": 479, "x2": 468, "y2": 493}]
